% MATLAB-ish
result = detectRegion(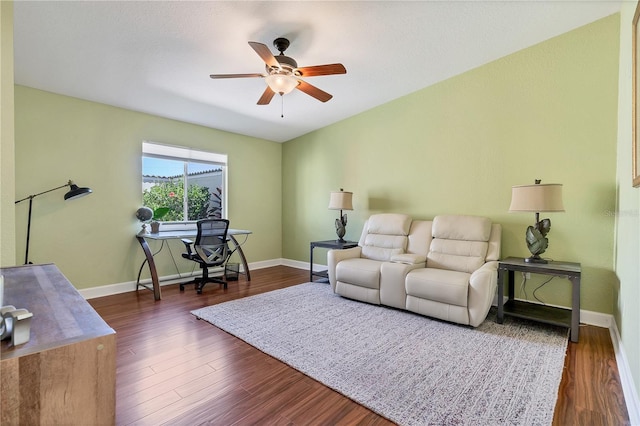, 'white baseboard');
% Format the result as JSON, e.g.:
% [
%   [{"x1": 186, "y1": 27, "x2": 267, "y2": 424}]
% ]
[
  {"x1": 579, "y1": 309, "x2": 613, "y2": 329},
  {"x1": 609, "y1": 320, "x2": 640, "y2": 425},
  {"x1": 79, "y1": 272, "x2": 198, "y2": 299},
  {"x1": 79, "y1": 260, "x2": 278, "y2": 299},
  {"x1": 246, "y1": 258, "x2": 282, "y2": 270},
  {"x1": 282, "y1": 258, "x2": 323, "y2": 272}
]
